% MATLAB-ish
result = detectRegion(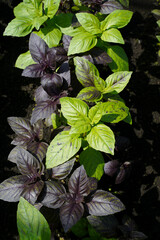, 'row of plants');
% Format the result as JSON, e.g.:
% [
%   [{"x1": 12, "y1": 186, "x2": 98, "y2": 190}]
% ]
[{"x1": 0, "y1": 0, "x2": 147, "y2": 239}]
